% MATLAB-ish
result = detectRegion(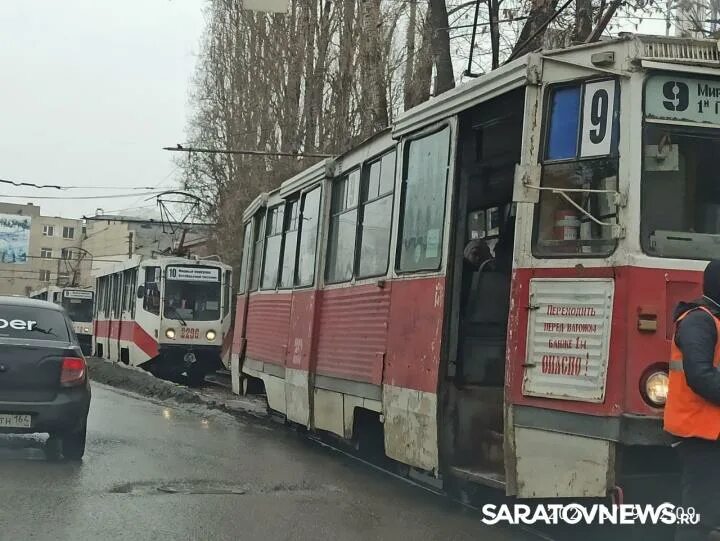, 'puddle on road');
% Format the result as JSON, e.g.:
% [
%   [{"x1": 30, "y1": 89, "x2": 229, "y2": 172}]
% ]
[{"x1": 110, "y1": 479, "x2": 341, "y2": 497}]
